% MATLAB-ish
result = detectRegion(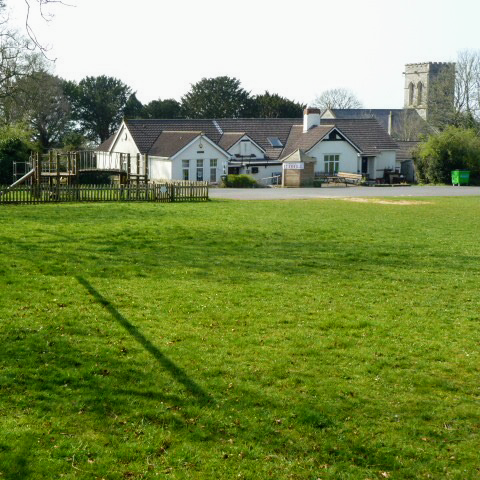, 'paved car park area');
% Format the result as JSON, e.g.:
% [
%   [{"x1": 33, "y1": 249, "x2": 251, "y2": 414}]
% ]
[{"x1": 209, "y1": 185, "x2": 480, "y2": 200}]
